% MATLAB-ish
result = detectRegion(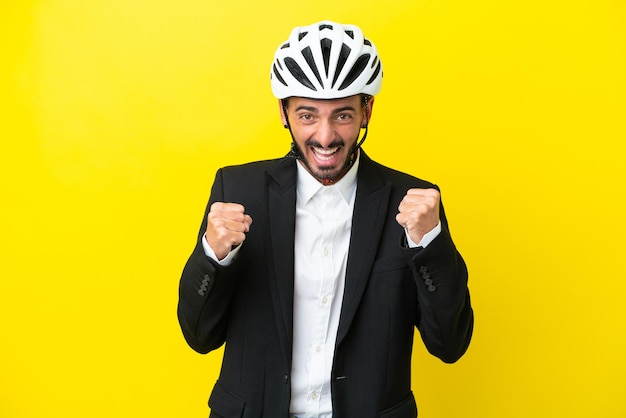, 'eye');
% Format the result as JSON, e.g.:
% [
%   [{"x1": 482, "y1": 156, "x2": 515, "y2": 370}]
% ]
[
  {"x1": 336, "y1": 113, "x2": 354, "y2": 123},
  {"x1": 296, "y1": 113, "x2": 315, "y2": 124}
]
